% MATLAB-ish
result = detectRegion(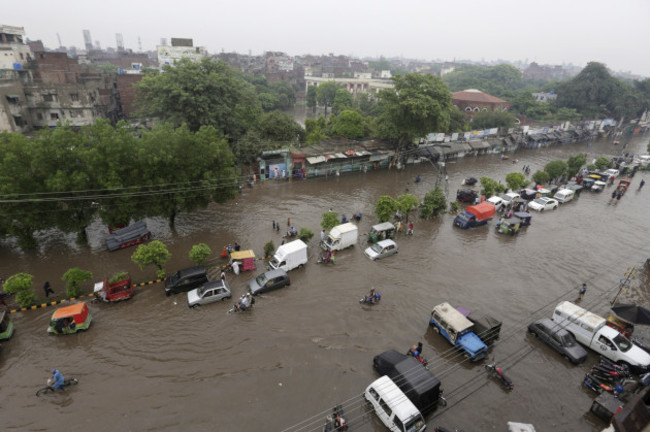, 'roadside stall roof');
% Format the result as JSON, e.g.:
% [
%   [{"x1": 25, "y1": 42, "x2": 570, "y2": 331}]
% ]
[
  {"x1": 306, "y1": 156, "x2": 327, "y2": 164},
  {"x1": 371, "y1": 222, "x2": 395, "y2": 231},
  {"x1": 467, "y1": 140, "x2": 491, "y2": 150},
  {"x1": 52, "y1": 303, "x2": 87, "y2": 319},
  {"x1": 433, "y1": 302, "x2": 474, "y2": 332},
  {"x1": 230, "y1": 250, "x2": 255, "y2": 260}
]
